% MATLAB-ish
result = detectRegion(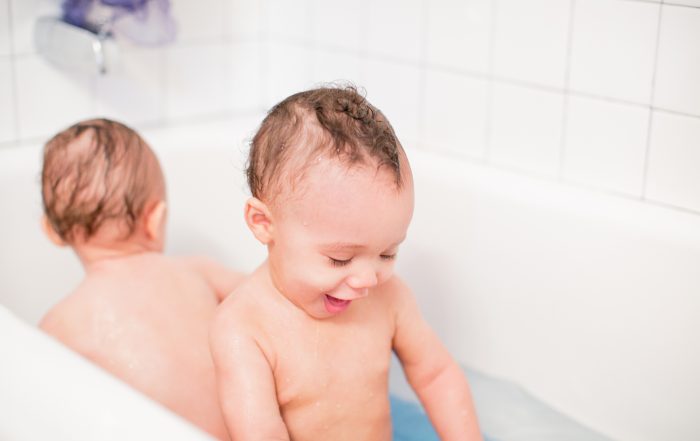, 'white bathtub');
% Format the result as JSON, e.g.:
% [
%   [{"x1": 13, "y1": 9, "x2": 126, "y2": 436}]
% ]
[{"x1": 1, "y1": 116, "x2": 698, "y2": 441}]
